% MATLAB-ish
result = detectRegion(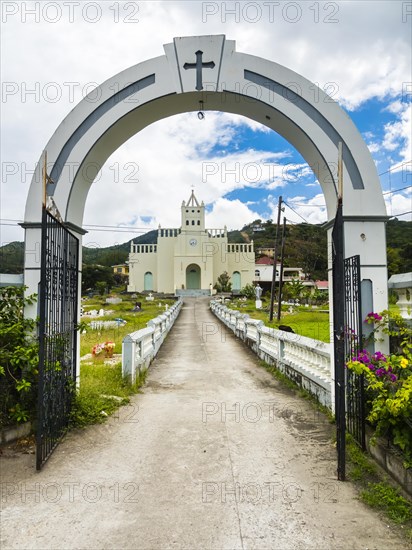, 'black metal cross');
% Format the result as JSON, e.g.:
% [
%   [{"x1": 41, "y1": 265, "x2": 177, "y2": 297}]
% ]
[{"x1": 183, "y1": 50, "x2": 215, "y2": 91}]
